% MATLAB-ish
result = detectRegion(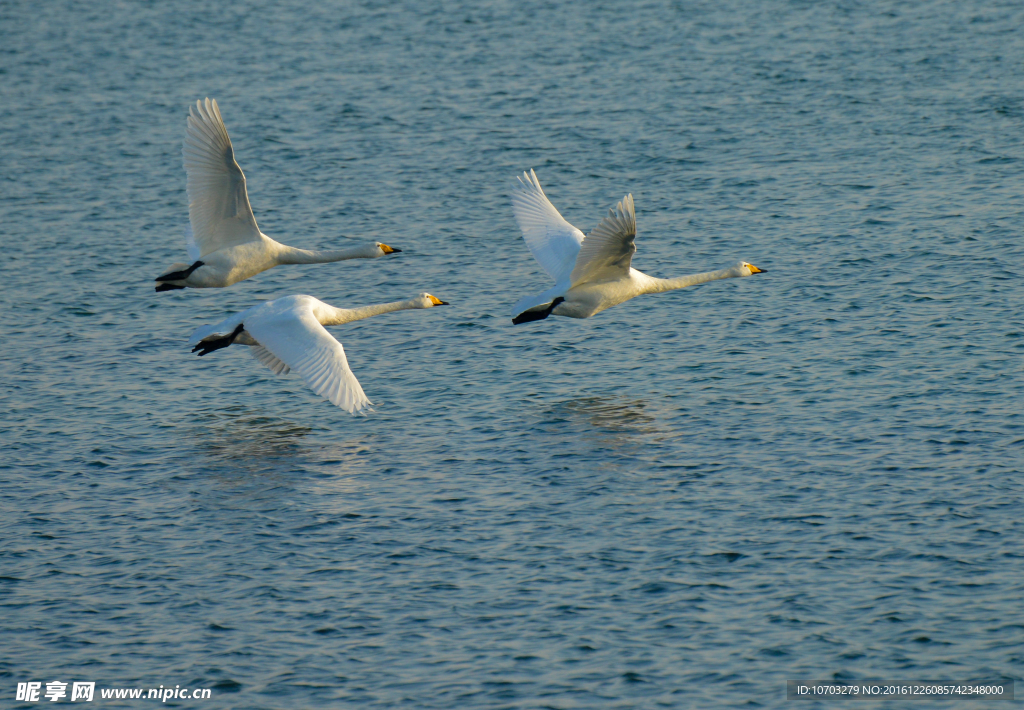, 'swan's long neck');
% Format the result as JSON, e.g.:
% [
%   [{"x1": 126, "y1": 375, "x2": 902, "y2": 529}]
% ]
[
  {"x1": 277, "y1": 244, "x2": 374, "y2": 264},
  {"x1": 644, "y1": 267, "x2": 740, "y2": 294},
  {"x1": 319, "y1": 299, "x2": 421, "y2": 326}
]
